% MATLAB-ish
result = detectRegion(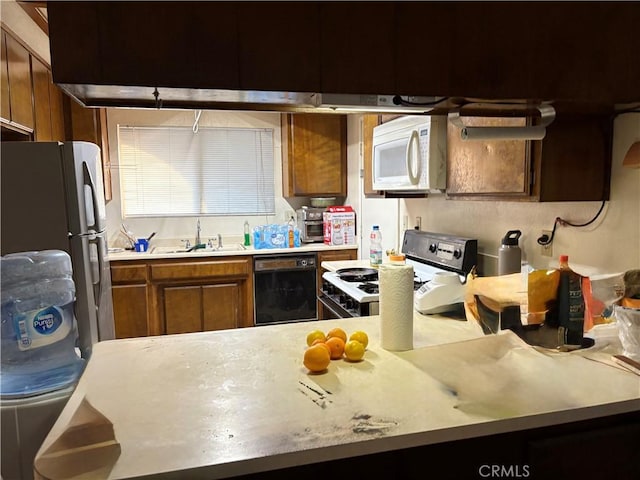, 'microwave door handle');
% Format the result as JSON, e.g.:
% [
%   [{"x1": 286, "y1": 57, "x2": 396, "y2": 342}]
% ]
[{"x1": 406, "y1": 130, "x2": 421, "y2": 185}]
